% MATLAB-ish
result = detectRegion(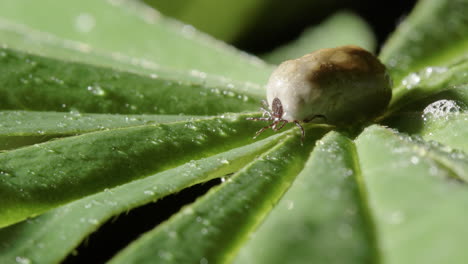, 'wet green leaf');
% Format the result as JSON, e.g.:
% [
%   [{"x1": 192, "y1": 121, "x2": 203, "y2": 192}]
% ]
[
  {"x1": 0, "y1": 113, "x2": 269, "y2": 227},
  {"x1": 380, "y1": 0, "x2": 468, "y2": 85},
  {"x1": 384, "y1": 111, "x2": 468, "y2": 153},
  {"x1": 234, "y1": 132, "x2": 375, "y2": 264},
  {"x1": 356, "y1": 125, "x2": 468, "y2": 264},
  {"x1": 0, "y1": 47, "x2": 262, "y2": 114},
  {"x1": 0, "y1": 0, "x2": 273, "y2": 84},
  {"x1": 387, "y1": 59, "x2": 468, "y2": 115},
  {"x1": 108, "y1": 127, "x2": 328, "y2": 264},
  {"x1": 0, "y1": 134, "x2": 282, "y2": 264},
  {"x1": 0, "y1": 111, "x2": 204, "y2": 150},
  {"x1": 0, "y1": 0, "x2": 467, "y2": 263}
]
